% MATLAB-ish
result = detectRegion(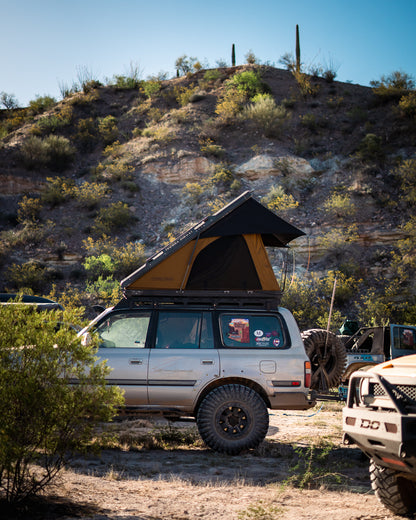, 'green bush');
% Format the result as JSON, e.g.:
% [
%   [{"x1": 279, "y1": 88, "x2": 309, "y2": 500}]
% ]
[
  {"x1": 28, "y1": 95, "x2": 56, "y2": 115},
  {"x1": 20, "y1": 136, "x2": 75, "y2": 171},
  {"x1": 398, "y1": 91, "x2": 416, "y2": 118},
  {"x1": 215, "y1": 88, "x2": 246, "y2": 122},
  {"x1": 142, "y1": 80, "x2": 162, "y2": 99},
  {"x1": 31, "y1": 105, "x2": 73, "y2": 135},
  {"x1": 355, "y1": 133, "x2": 384, "y2": 163},
  {"x1": 0, "y1": 304, "x2": 122, "y2": 503},
  {"x1": 241, "y1": 94, "x2": 290, "y2": 137},
  {"x1": 83, "y1": 236, "x2": 146, "y2": 279},
  {"x1": 262, "y1": 185, "x2": 298, "y2": 214},
  {"x1": 17, "y1": 196, "x2": 43, "y2": 223},
  {"x1": 226, "y1": 70, "x2": 270, "y2": 99},
  {"x1": 85, "y1": 275, "x2": 122, "y2": 303},
  {"x1": 98, "y1": 116, "x2": 118, "y2": 145},
  {"x1": 6, "y1": 261, "x2": 50, "y2": 293},
  {"x1": 371, "y1": 70, "x2": 415, "y2": 99},
  {"x1": 75, "y1": 117, "x2": 98, "y2": 151},
  {"x1": 322, "y1": 192, "x2": 356, "y2": 219},
  {"x1": 395, "y1": 159, "x2": 416, "y2": 205},
  {"x1": 40, "y1": 176, "x2": 74, "y2": 207},
  {"x1": 72, "y1": 181, "x2": 109, "y2": 209},
  {"x1": 92, "y1": 202, "x2": 135, "y2": 235}
]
